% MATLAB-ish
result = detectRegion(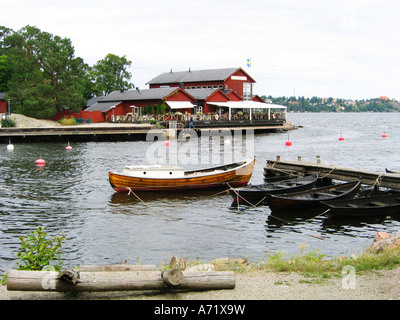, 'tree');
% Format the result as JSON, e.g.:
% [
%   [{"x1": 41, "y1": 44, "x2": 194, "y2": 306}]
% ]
[
  {"x1": 1, "y1": 25, "x2": 88, "y2": 118},
  {"x1": 0, "y1": 55, "x2": 12, "y2": 92},
  {"x1": 90, "y1": 53, "x2": 134, "y2": 96}
]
